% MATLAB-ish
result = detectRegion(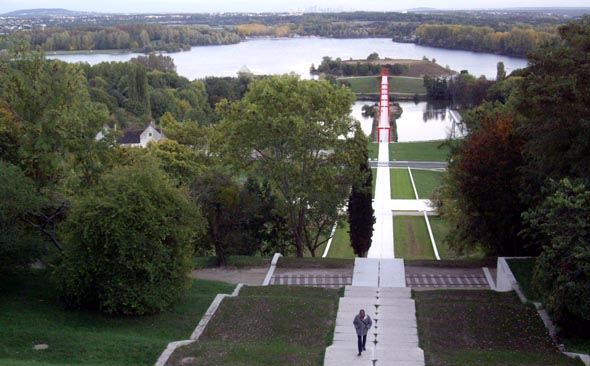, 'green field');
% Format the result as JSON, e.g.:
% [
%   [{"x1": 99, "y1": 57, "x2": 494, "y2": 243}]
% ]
[
  {"x1": 411, "y1": 169, "x2": 443, "y2": 199},
  {"x1": 0, "y1": 270, "x2": 235, "y2": 366},
  {"x1": 415, "y1": 291, "x2": 581, "y2": 366},
  {"x1": 391, "y1": 168, "x2": 416, "y2": 199},
  {"x1": 326, "y1": 222, "x2": 355, "y2": 259},
  {"x1": 167, "y1": 286, "x2": 340, "y2": 366},
  {"x1": 428, "y1": 217, "x2": 451, "y2": 259},
  {"x1": 394, "y1": 216, "x2": 436, "y2": 260},
  {"x1": 340, "y1": 76, "x2": 426, "y2": 95},
  {"x1": 372, "y1": 168, "x2": 377, "y2": 196},
  {"x1": 368, "y1": 143, "x2": 379, "y2": 160},
  {"x1": 390, "y1": 140, "x2": 450, "y2": 161}
]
